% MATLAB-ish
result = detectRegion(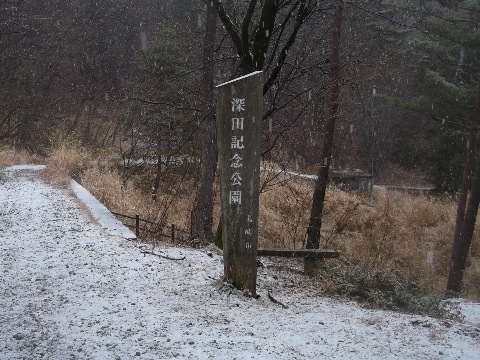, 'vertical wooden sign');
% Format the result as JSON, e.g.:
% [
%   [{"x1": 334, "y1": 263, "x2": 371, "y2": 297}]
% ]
[{"x1": 216, "y1": 71, "x2": 263, "y2": 296}]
